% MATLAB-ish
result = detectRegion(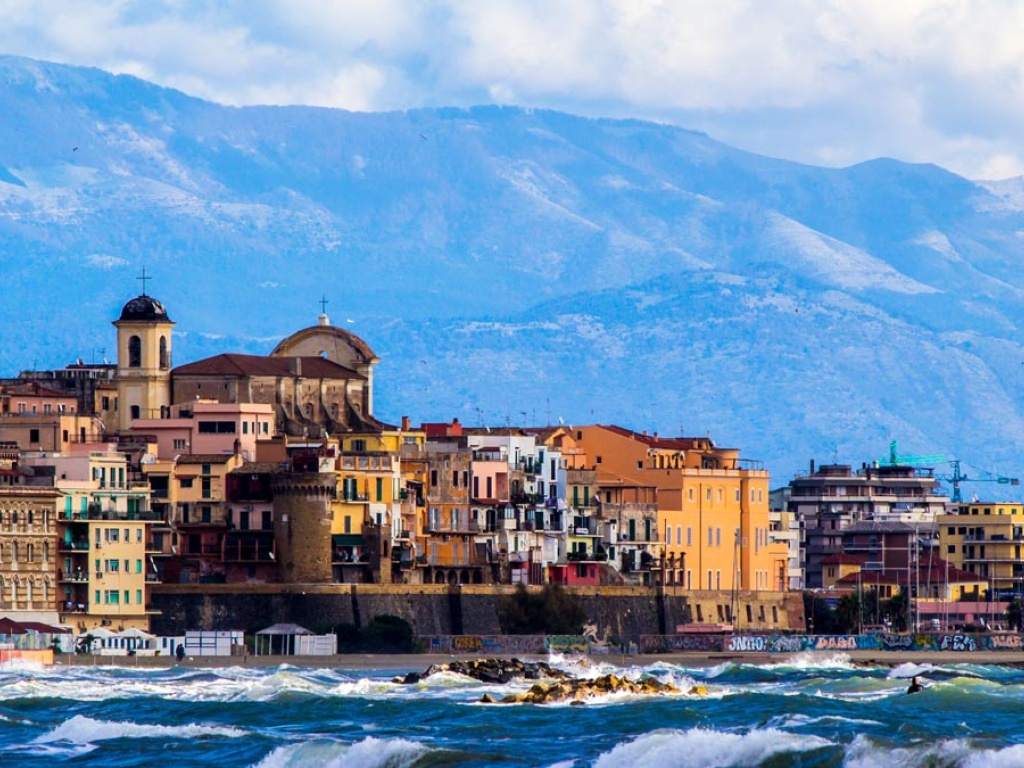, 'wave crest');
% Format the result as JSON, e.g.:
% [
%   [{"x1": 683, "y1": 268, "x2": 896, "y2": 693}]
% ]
[{"x1": 593, "y1": 727, "x2": 832, "y2": 768}]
